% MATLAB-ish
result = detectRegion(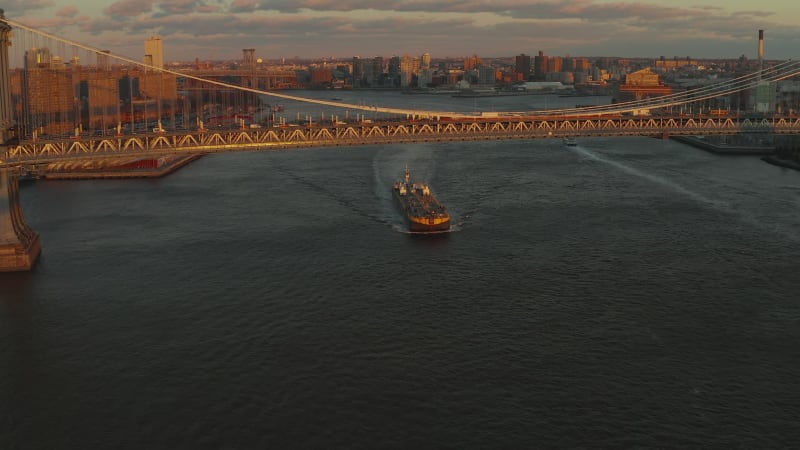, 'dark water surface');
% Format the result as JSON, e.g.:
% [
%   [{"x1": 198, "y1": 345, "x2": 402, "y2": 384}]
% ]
[{"x1": 3, "y1": 131, "x2": 800, "y2": 448}]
